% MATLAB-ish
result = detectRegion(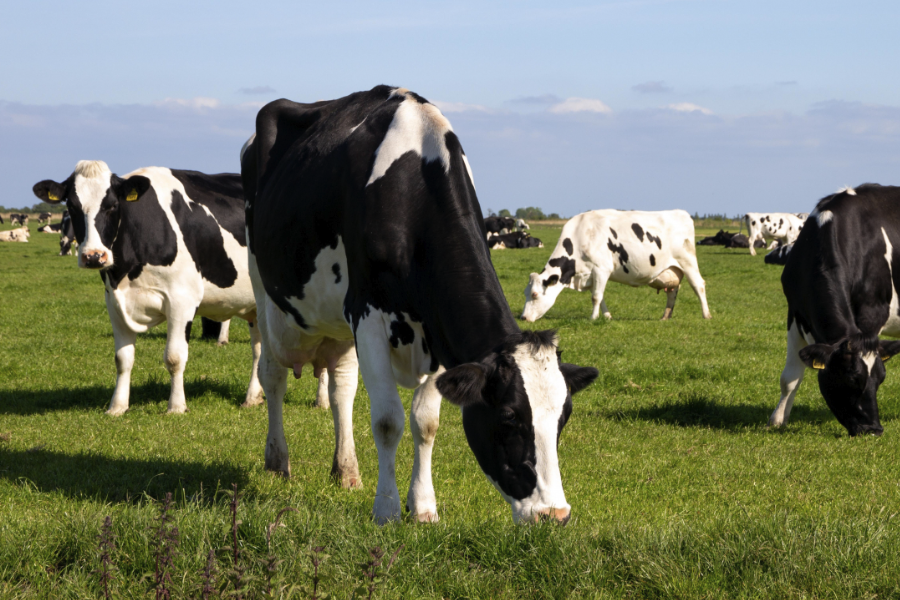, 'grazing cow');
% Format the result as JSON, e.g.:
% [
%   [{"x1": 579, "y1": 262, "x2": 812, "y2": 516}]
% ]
[
  {"x1": 58, "y1": 210, "x2": 78, "y2": 256},
  {"x1": 484, "y1": 215, "x2": 516, "y2": 238},
  {"x1": 743, "y1": 212, "x2": 806, "y2": 256},
  {"x1": 0, "y1": 227, "x2": 29, "y2": 242},
  {"x1": 33, "y1": 160, "x2": 262, "y2": 415},
  {"x1": 522, "y1": 210, "x2": 711, "y2": 321},
  {"x1": 241, "y1": 86, "x2": 598, "y2": 524},
  {"x1": 516, "y1": 218, "x2": 530, "y2": 231},
  {"x1": 488, "y1": 231, "x2": 544, "y2": 249},
  {"x1": 10, "y1": 213, "x2": 29, "y2": 226},
  {"x1": 770, "y1": 184, "x2": 900, "y2": 436},
  {"x1": 38, "y1": 212, "x2": 53, "y2": 224},
  {"x1": 764, "y1": 243, "x2": 793, "y2": 265}
]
